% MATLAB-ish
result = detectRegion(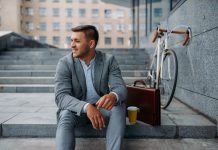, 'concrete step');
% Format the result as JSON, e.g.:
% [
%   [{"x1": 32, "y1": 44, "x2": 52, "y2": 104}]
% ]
[
  {"x1": 0, "y1": 65, "x2": 147, "y2": 70},
  {"x1": 0, "y1": 51, "x2": 66, "y2": 57},
  {"x1": 0, "y1": 54, "x2": 147, "y2": 60},
  {"x1": 0, "y1": 59, "x2": 146, "y2": 65},
  {"x1": 9, "y1": 48, "x2": 147, "y2": 52},
  {"x1": 0, "y1": 84, "x2": 54, "y2": 93},
  {"x1": 0, "y1": 50, "x2": 147, "y2": 57},
  {"x1": 1, "y1": 138, "x2": 218, "y2": 150},
  {"x1": 0, "y1": 77, "x2": 146, "y2": 93},
  {"x1": 0, "y1": 77, "x2": 145, "y2": 85},
  {"x1": 0, "y1": 70, "x2": 56, "y2": 77},
  {"x1": 0, "y1": 55, "x2": 147, "y2": 63},
  {"x1": 4, "y1": 48, "x2": 147, "y2": 53},
  {"x1": 0, "y1": 65, "x2": 56, "y2": 70},
  {"x1": 0, "y1": 77, "x2": 54, "y2": 84},
  {"x1": 3, "y1": 48, "x2": 61, "y2": 51},
  {"x1": 0, "y1": 93, "x2": 216, "y2": 138},
  {"x1": 0, "y1": 70, "x2": 147, "y2": 77}
]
